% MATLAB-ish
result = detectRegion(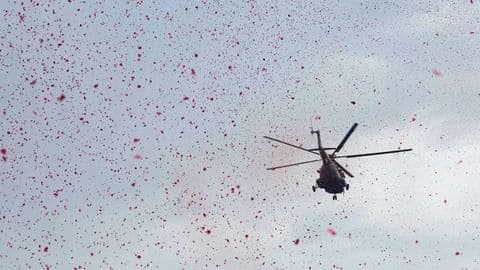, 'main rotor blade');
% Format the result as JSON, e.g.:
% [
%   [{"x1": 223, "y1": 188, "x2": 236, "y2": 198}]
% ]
[
  {"x1": 333, "y1": 123, "x2": 358, "y2": 155},
  {"x1": 334, "y1": 148, "x2": 413, "y2": 158},
  {"x1": 264, "y1": 136, "x2": 320, "y2": 156},
  {"x1": 266, "y1": 159, "x2": 321, "y2": 170},
  {"x1": 332, "y1": 159, "x2": 354, "y2": 178}
]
